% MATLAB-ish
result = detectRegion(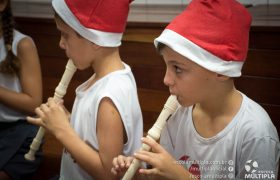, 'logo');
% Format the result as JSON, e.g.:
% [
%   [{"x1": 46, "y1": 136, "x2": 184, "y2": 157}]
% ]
[
  {"x1": 245, "y1": 160, "x2": 258, "y2": 173},
  {"x1": 244, "y1": 160, "x2": 275, "y2": 179},
  {"x1": 178, "y1": 155, "x2": 201, "y2": 178}
]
